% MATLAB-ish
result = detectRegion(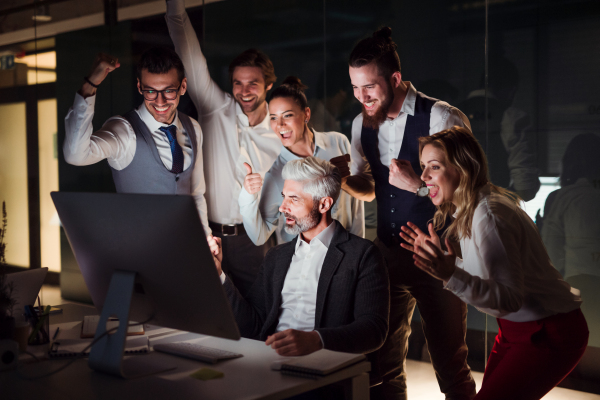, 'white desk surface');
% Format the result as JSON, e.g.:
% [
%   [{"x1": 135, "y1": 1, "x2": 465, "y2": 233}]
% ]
[{"x1": 2, "y1": 304, "x2": 370, "y2": 400}]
